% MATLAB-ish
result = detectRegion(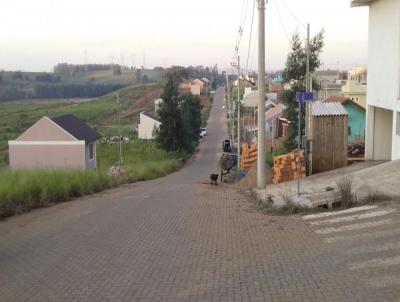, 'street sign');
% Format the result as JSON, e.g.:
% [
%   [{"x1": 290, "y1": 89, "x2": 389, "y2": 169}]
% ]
[{"x1": 296, "y1": 92, "x2": 315, "y2": 103}]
